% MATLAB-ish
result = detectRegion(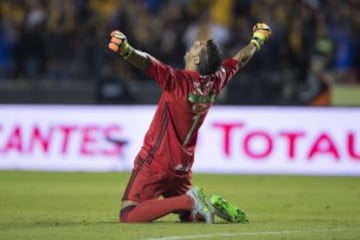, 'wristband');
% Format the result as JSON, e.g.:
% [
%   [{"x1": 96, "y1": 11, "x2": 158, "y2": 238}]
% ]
[
  {"x1": 119, "y1": 41, "x2": 133, "y2": 59},
  {"x1": 250, "y1": 37, "x2": 263, "y2": 51}
]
